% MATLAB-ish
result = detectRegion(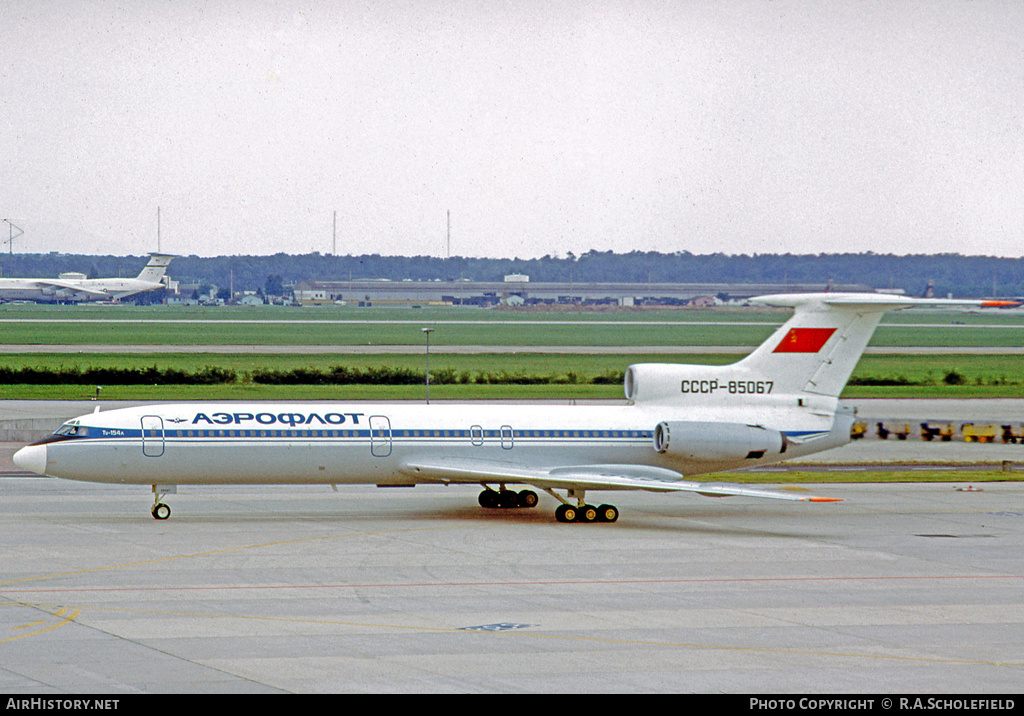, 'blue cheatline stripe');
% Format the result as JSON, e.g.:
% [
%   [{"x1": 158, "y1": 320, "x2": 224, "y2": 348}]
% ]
[
  {"x1": 56, "y1": 427, "x2": 661, "y2": 442},
  {"x1": 781, "y1": 430, "x2": 832, "y2": 441},
  {"x1": 52, "y1": 427, "x2": 836, "y2": 442}
]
